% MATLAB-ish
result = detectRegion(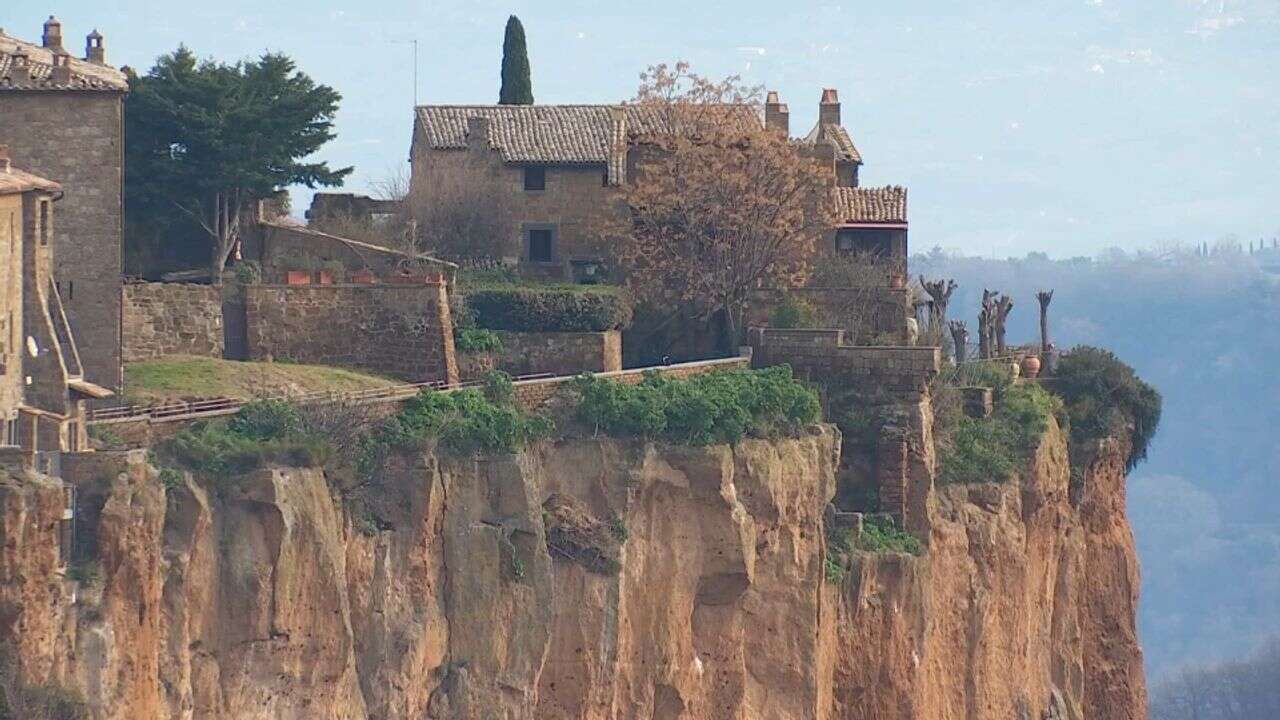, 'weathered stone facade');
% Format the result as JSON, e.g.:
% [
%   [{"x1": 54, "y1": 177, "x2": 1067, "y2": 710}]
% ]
[
  {"x1": 121, "y1": 282, "x2": 224, "y2": 362},
  {"x1": 241, "y1": 218, "x2": 456, "y2": 287},
  {"x1": 0, "y1": 149, "x2": 111, "y2": 454},
  {"x1": 1, "y1": 19, "x2": 128, "y2": 391},
  {"x1": 244, "y1": 283, "x2": 458, "y2": 385}
]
